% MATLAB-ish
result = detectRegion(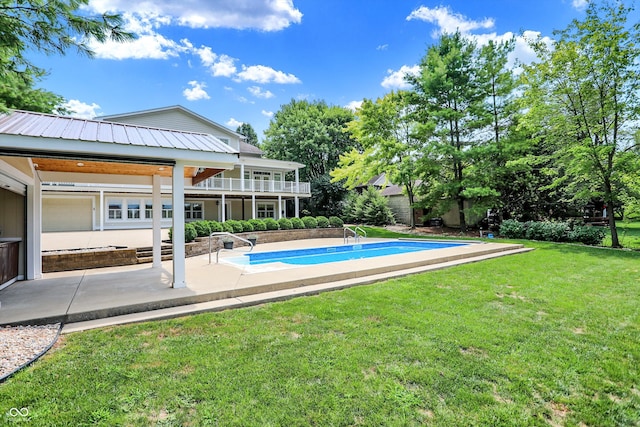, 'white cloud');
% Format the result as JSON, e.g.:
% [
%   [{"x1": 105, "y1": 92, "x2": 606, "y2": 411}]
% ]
[
  {"x1": 572, "y1": 0, "x2": 589, "y2": 10},
  {"x1": 61, "y1": 100, "x2": 102, "y2": 119},
  {"x1": 87, "y1": 0, "x2": 302, "y2": 31},
  {"x1": 226, "y1": 118, "x2": 243, "y2": 128},
  {"x1": 344, "y1": 100, "x2": 363, "y2": 112},
  {"x1": 377, "y1": 44, "x2": 388, "y2": 51},
  {"x1": 248, "y1": 86, "x2": 274, "y2": 99},
  {"x1": 88, "y1": 13, "x2": 190, "y2": 59},
  {"x1": 261, "y1": 110, "x2": 274, "y2": 118},
  {"x1": 236, "y1": 65, "x2": 301, "y2": 84},
  {"x1": 407, "y1": 5, "x2": 494, "y2": 36},
  {"x1": 182, "y1": 81, "x2": 210, "y2": 101},
  {"x1": 211, "y1": 55, "x2": 237, "y2": 77},
  {"x1": 381, "y1": 65, "x2": 420, "y2": 89}
]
